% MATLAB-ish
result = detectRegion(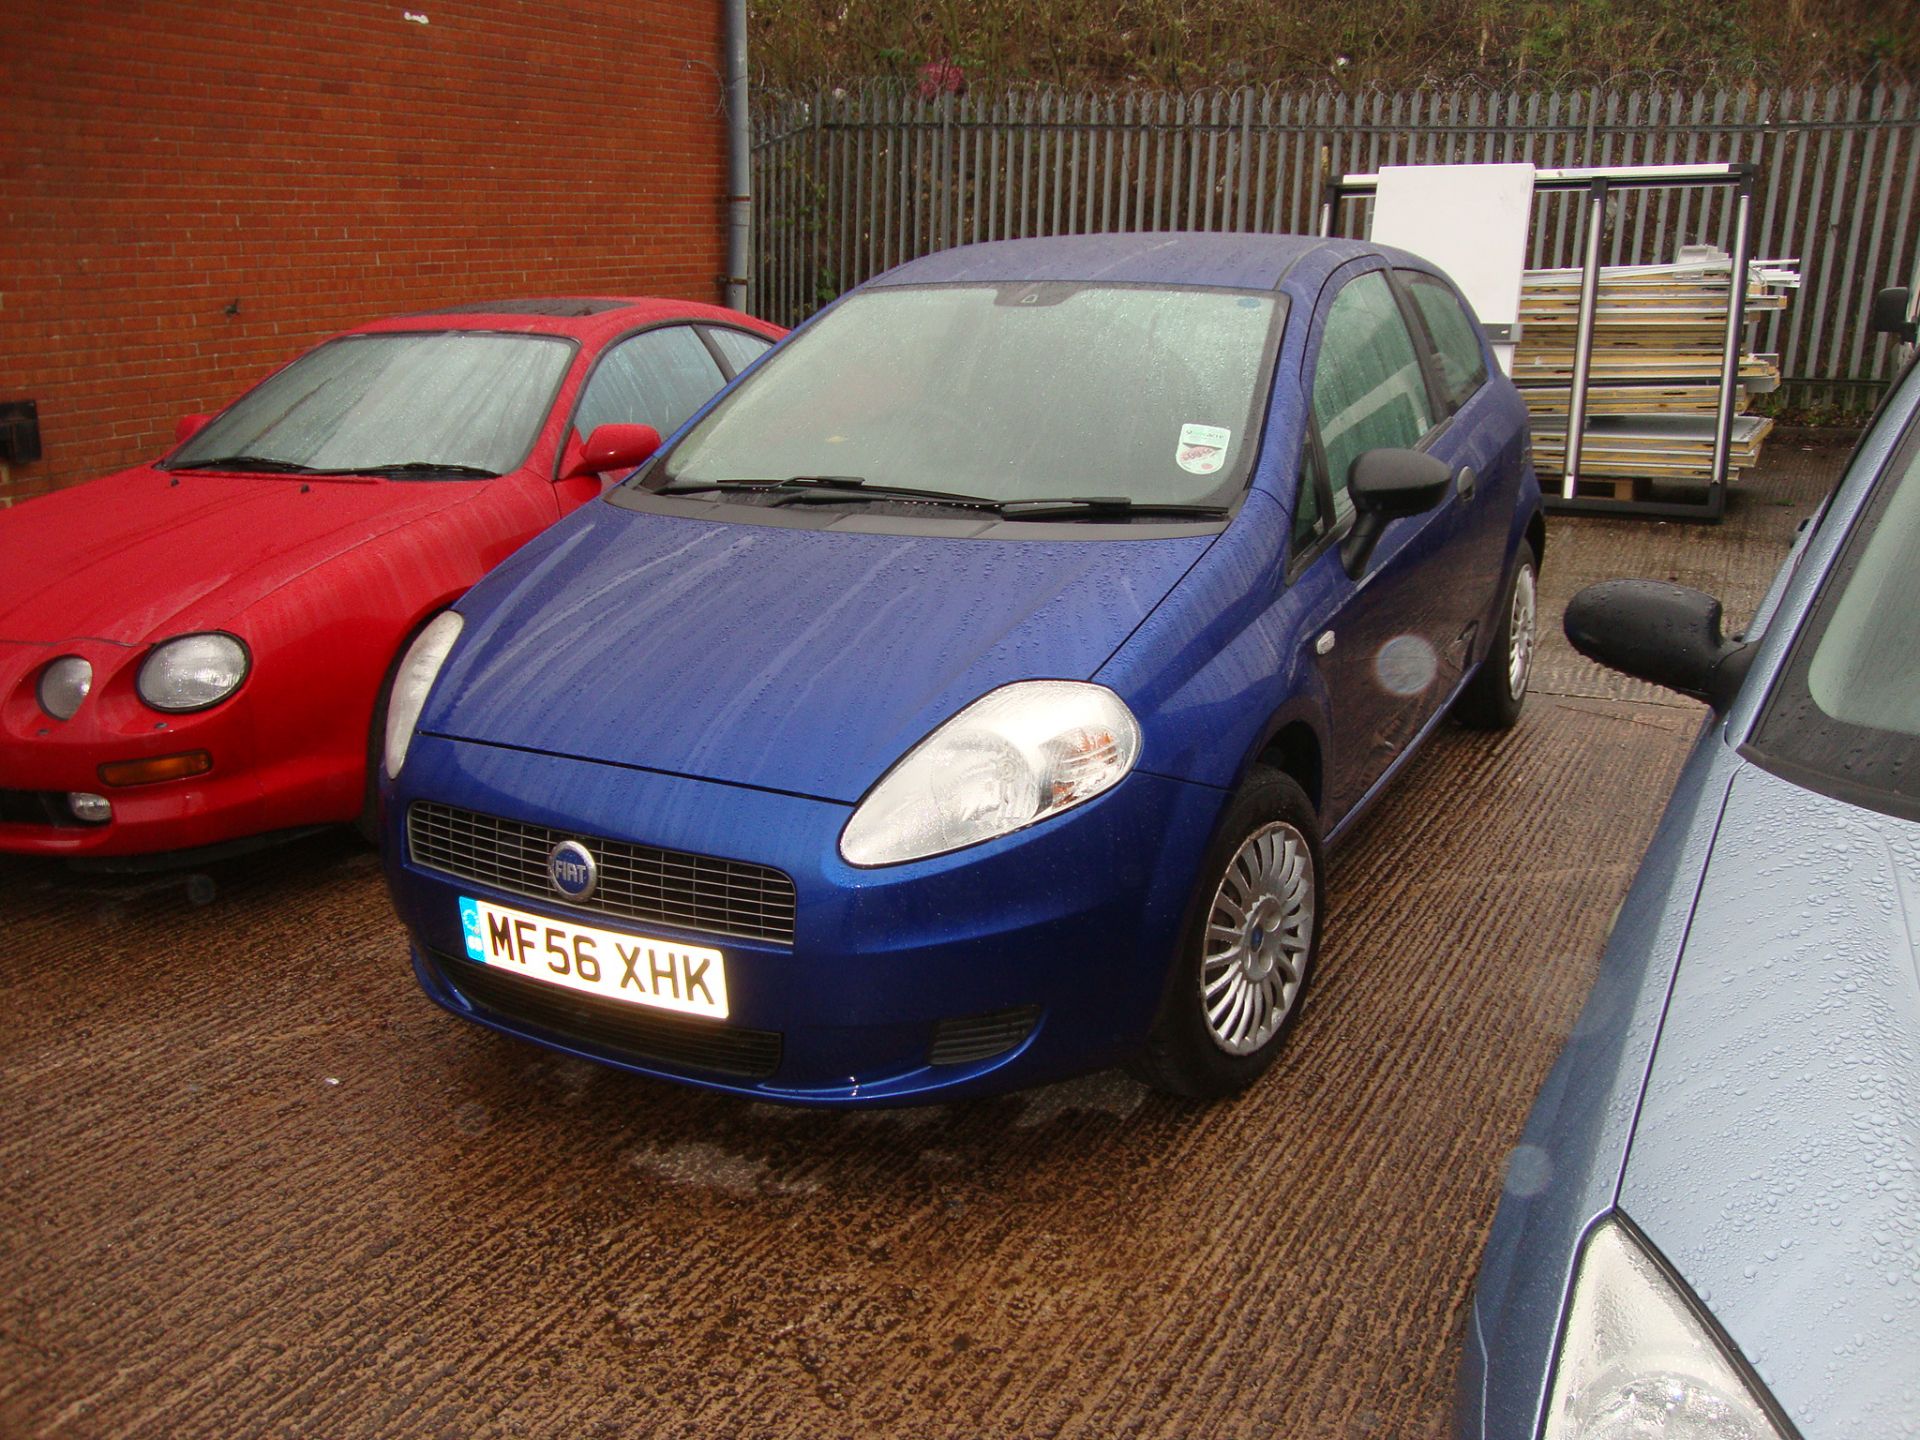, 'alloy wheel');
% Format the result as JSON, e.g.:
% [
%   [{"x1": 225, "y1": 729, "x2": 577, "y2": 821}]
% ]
[{"x1": 1201, "y1": 821, "x2": 1315, "y2": 1055}]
